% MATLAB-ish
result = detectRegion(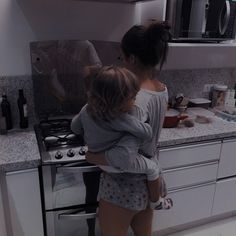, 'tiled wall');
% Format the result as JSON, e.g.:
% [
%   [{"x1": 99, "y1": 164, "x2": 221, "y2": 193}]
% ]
[
  {"x1": 160, "y1": 68, "x2": 236, "y2": 100},
  {"x1": 1, "y1": 68, "x2": 235, "y2": 126}
]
